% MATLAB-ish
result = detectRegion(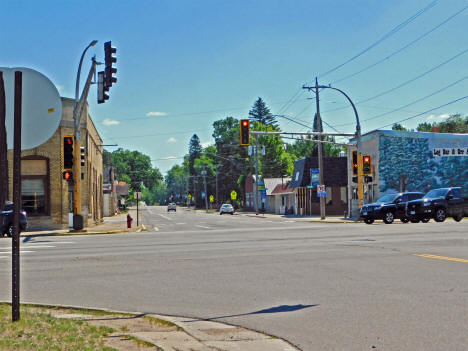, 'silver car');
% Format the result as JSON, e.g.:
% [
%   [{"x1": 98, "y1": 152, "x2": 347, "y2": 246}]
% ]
[
  {"x1": 219, "y1": 204, "x2": 234, "y2": 215},
  {"x1": 167, "y1": 203, "x2": 177, "y2": 212}
]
